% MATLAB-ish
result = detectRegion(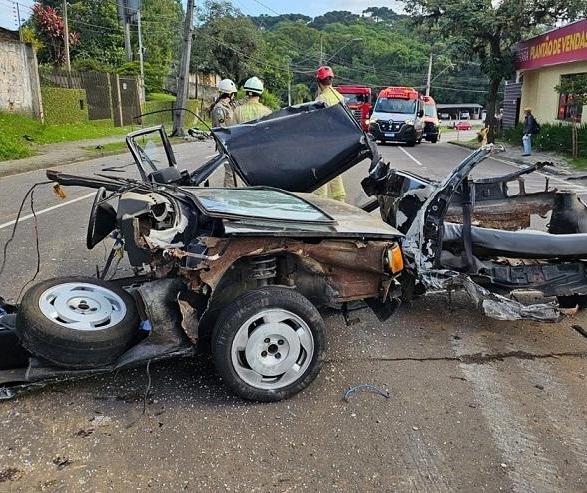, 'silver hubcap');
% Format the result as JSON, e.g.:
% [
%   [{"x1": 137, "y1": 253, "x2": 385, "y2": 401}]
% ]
[
  {"x1": 38, "y1": 282, "x2": 127, "y2": 330},
  {"x1": 231, "y1": 309, "x2": 314, "y2": 390}
]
